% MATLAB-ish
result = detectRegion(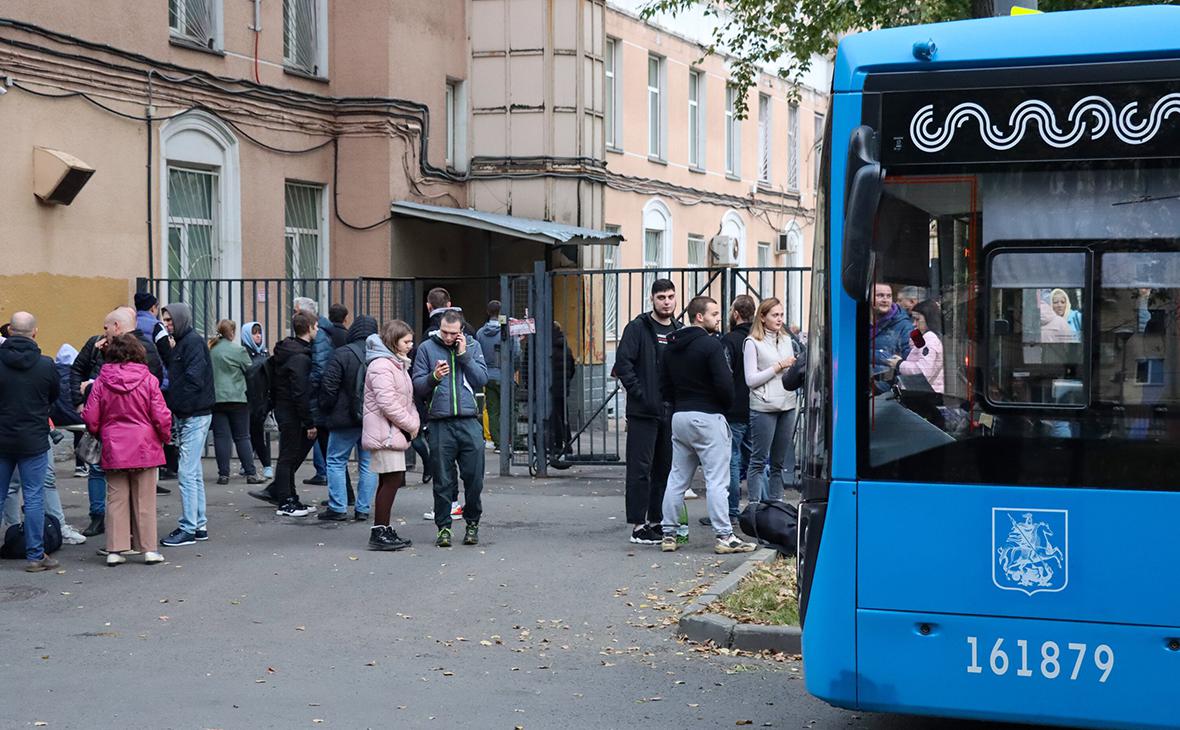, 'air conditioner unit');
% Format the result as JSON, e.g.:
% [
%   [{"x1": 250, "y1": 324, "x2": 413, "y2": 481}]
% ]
[
  {"x1": 775, "y1": 232, "x2": 789, "y2": 255},
  {"x1": 709, "y1": 235, "x2": 740, "y2": 267}
]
